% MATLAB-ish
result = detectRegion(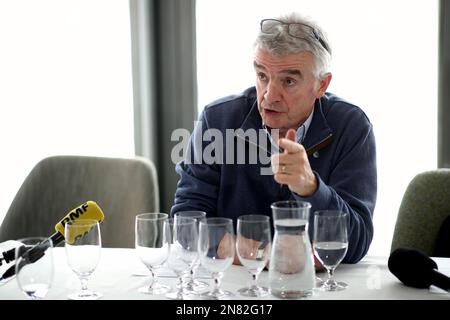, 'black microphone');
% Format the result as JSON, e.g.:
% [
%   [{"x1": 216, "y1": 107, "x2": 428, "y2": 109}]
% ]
[
  {"x1": 0, "y1": 201, "x2": 105, "y2": 281},
  {"x1": 388, "y1": 247, "x2": 450, "y2": 292},
  {"x1": 0, "y1": 233, "x2": 63, "y2": 267}
]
